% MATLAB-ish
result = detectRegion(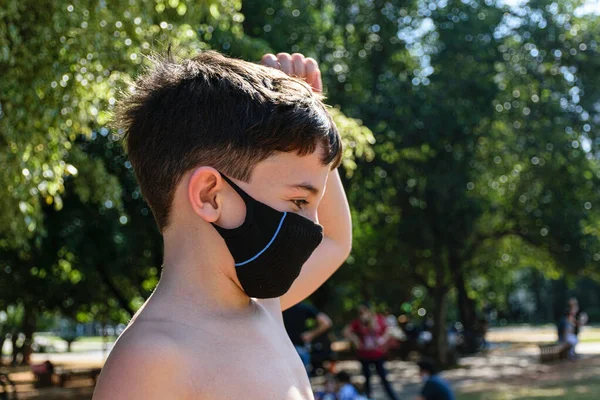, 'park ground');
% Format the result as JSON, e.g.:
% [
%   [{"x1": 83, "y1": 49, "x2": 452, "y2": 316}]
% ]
[{"x1": 2, "y1": 326, "x2": 600, "y2": 399}]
